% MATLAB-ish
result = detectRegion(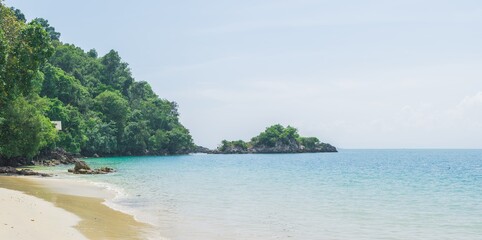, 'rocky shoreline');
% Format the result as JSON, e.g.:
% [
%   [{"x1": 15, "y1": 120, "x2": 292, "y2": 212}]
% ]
[
  {"x1": 0, "y1": 149, "x2": 78, "y2": 167},
  {"x1": 209, "y1": 142, "x2": 338, "y2": 154},
  {"x1": 0, "y1": 149, "x2": 117, "y2": 176},
  {"x1": 0, "y1": 166, "x2": 52, "y2": 177}
]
